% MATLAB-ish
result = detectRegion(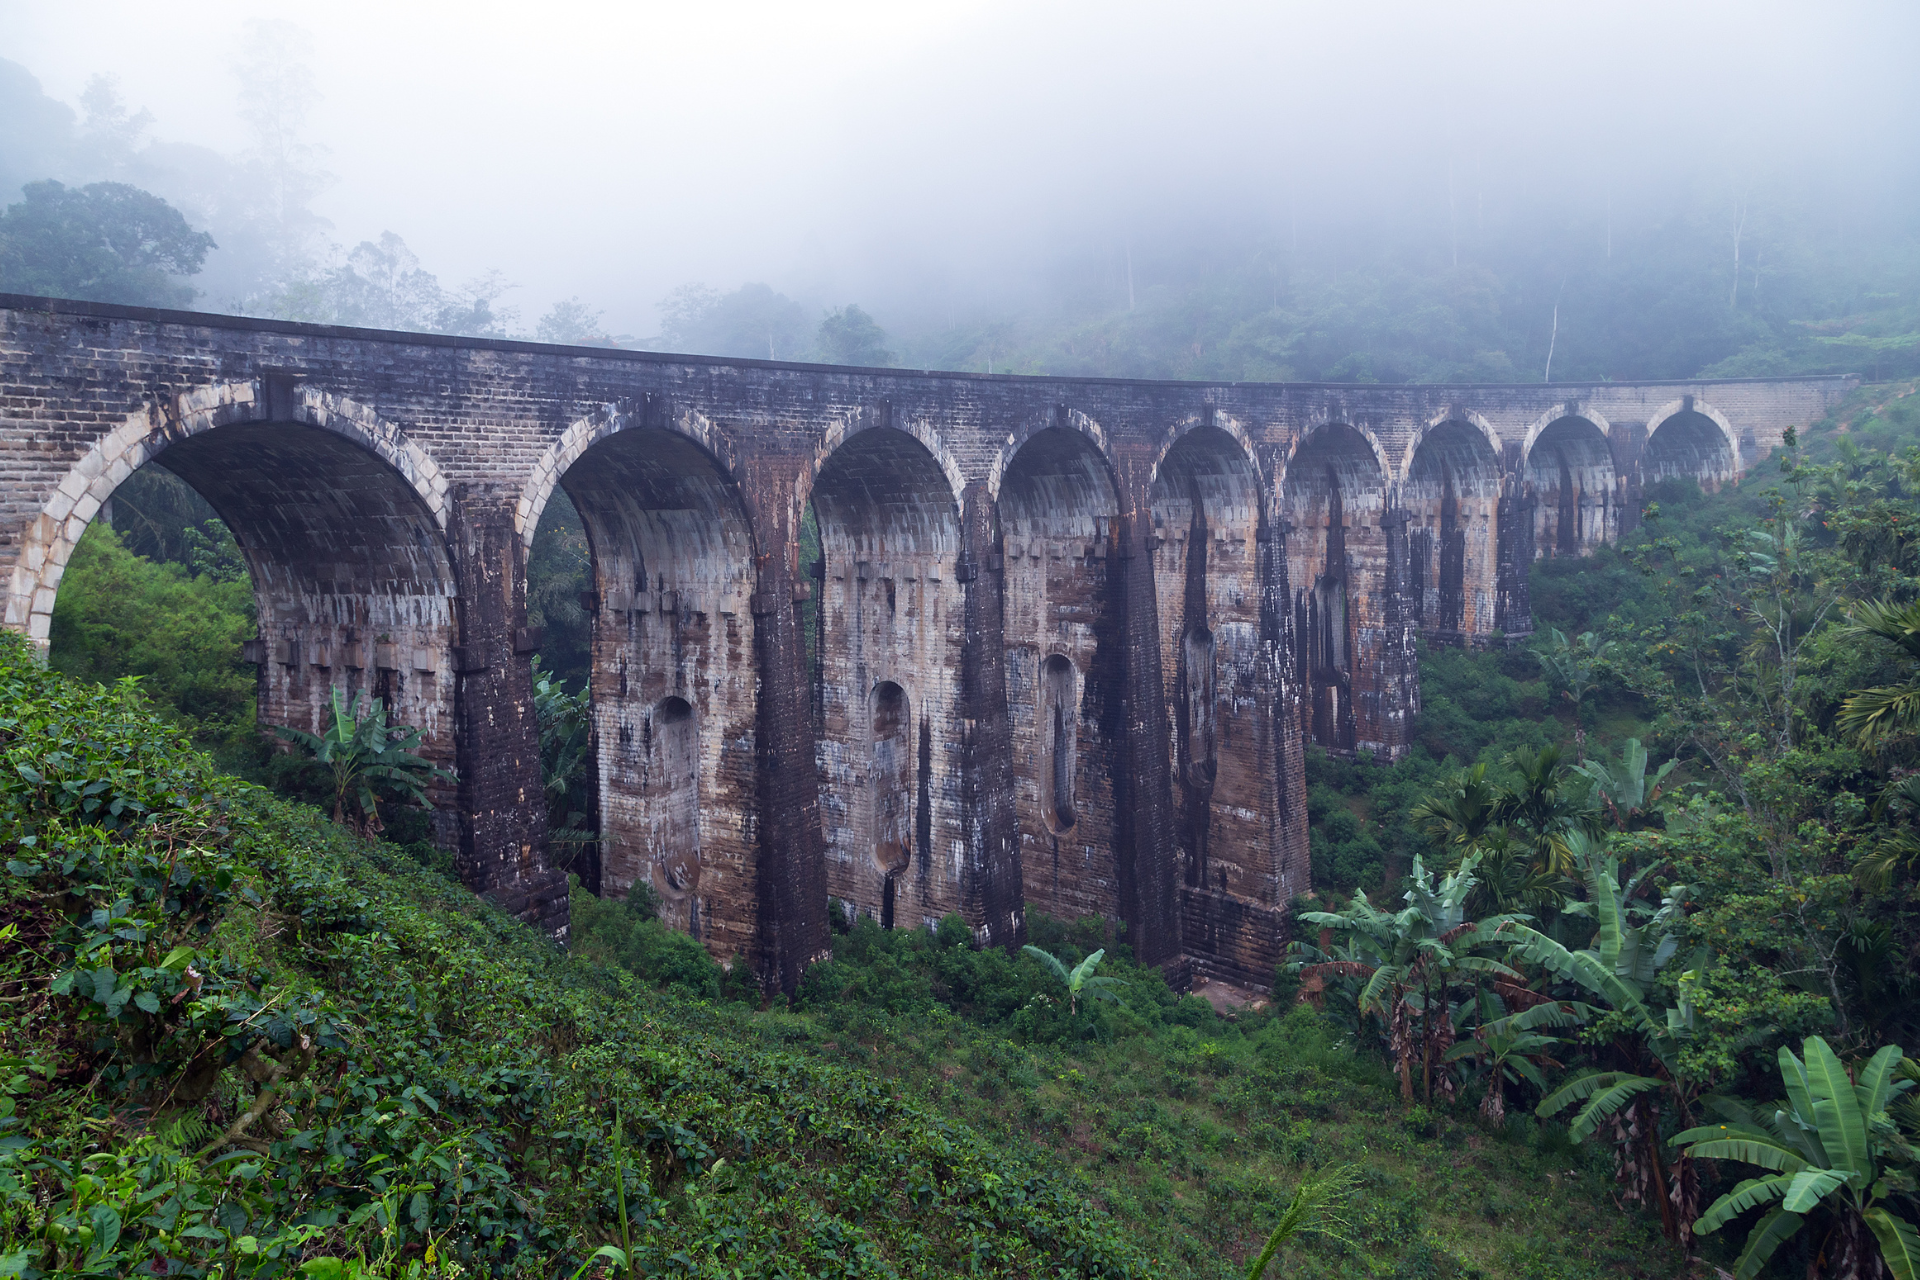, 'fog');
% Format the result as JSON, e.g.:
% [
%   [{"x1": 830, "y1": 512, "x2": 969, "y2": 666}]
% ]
[{"x1": 2, "y1": 0, "x2": 1916, "y2": 363}]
